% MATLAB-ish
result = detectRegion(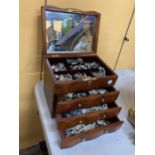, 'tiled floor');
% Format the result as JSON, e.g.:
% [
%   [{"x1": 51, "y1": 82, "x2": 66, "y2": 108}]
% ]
[{"x1": 20, "y1": 142, "x2": 48, "y2": 155}]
